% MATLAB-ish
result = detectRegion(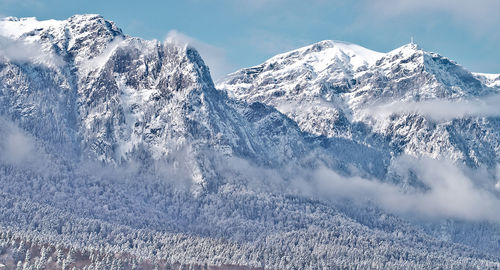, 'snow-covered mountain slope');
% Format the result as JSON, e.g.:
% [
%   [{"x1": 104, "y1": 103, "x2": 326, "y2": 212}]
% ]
[
  {"x1": 0, "y1": 15, "x2": 392, "y2": 189},
  {"x1": 219, "y1": 40, "x2": 383, "y2": 139},
  {"x1": 474, "y1": 72, "x2": 500, "y2": 89},
  {"x1": 218, "y1": 41, "x2": 500, "y2": 168},
  {"x1": 348, "y1": 44, "x2": 500, "y2": 167},
  {"x1": 1, "y1": 15, "x2": 500, "y2": 269}
]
